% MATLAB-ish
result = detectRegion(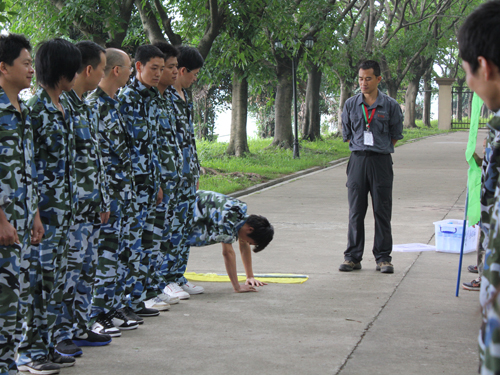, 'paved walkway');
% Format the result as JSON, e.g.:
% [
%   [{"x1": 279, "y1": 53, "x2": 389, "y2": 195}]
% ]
[{"x1": 67, "y1": 130, "x2": 483, "y2": 375}]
